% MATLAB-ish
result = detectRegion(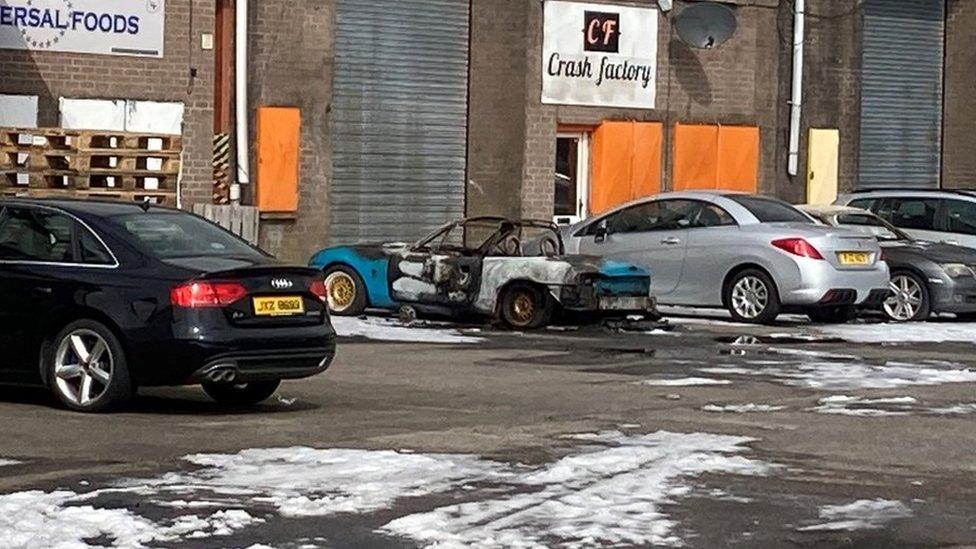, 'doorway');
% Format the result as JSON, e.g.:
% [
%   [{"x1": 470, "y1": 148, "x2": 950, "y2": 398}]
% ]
[{"x1": 554, "y1": 132, "x2": 590, "y2": 224}]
